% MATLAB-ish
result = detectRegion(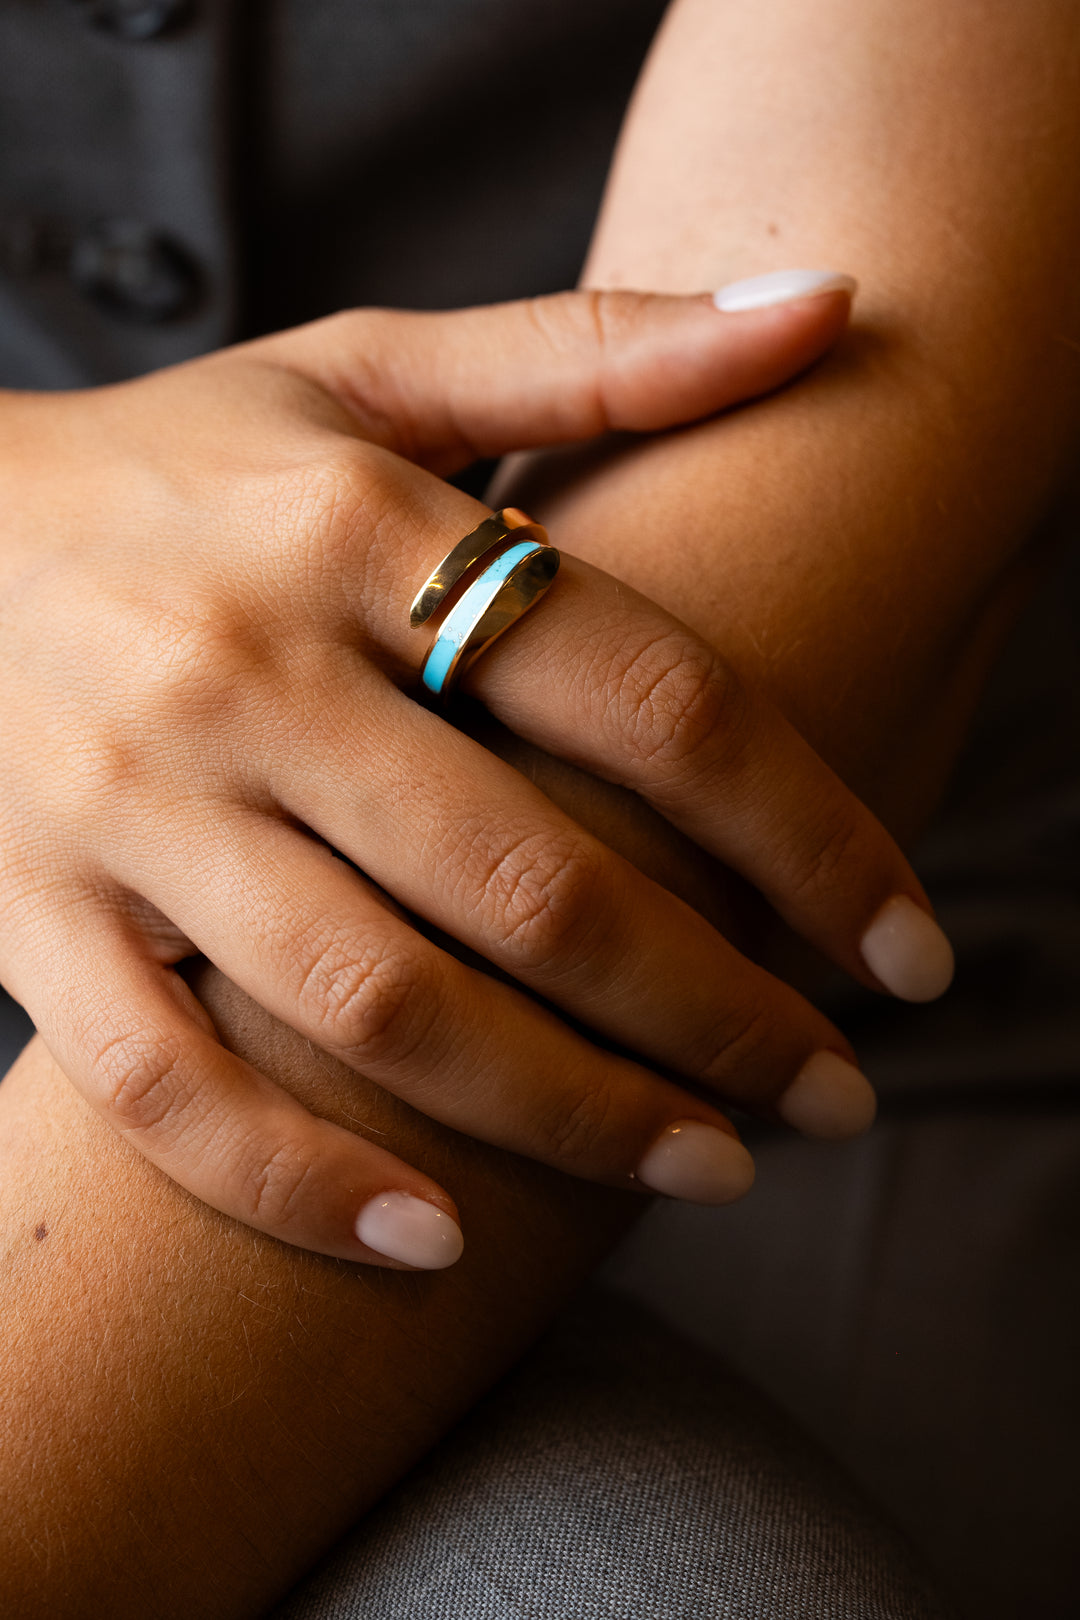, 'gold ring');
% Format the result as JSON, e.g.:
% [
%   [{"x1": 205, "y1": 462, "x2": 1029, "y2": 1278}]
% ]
[{"x1": 411, "y1": 508, "x2": 560, "y2": 699}]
